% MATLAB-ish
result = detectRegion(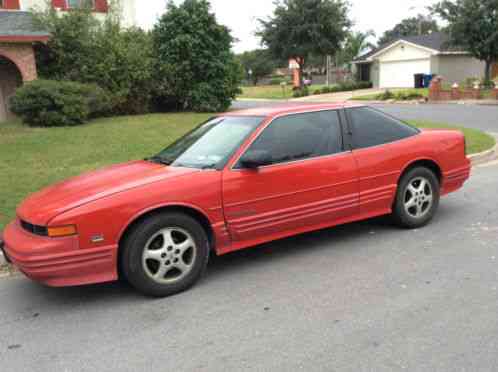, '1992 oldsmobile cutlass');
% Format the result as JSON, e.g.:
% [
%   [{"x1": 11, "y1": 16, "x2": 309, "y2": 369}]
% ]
[{"x1": 2, "y1": 104, "x2": 471, "y2": 297}]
